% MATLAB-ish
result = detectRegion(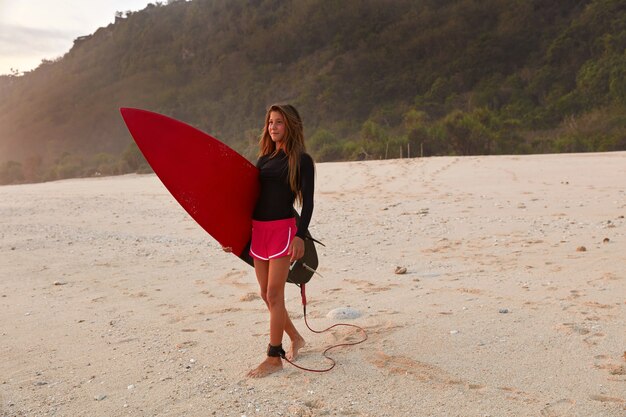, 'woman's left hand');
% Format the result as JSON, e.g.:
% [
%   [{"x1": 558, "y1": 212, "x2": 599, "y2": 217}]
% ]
[{"x1": 289, "y1": 236, "x2": 305, "y2": 262}]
